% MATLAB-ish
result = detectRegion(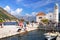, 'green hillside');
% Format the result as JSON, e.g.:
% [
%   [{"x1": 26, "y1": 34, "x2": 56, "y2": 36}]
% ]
[
  {"x1": 0, "y1": 11, "x2": 10, "y2": 19},
  {"x1": 0, "y1": 7, "x2": 19, "y2": 21}
]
